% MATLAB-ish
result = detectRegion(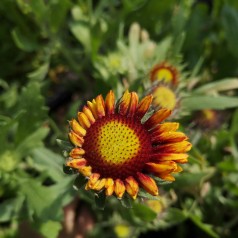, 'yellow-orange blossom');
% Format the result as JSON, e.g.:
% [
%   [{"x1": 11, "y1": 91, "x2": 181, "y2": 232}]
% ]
[{"x1": 67, "y1": 90, "x2": 191, "y2": 199}]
